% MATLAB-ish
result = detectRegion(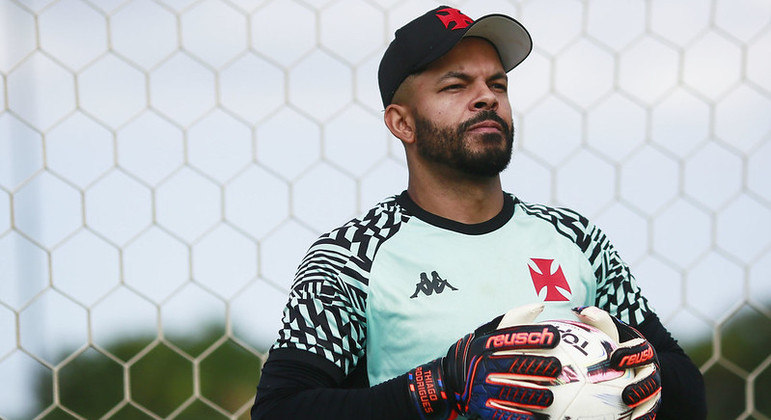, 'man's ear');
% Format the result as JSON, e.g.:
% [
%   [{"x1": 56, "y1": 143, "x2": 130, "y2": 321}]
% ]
[{"x1": 384, "y1": 104, "x2": 416, "y2": 145}]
